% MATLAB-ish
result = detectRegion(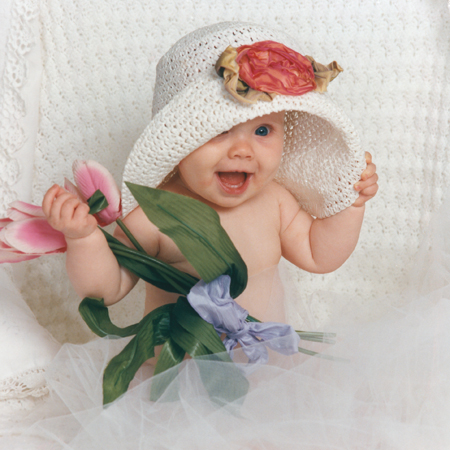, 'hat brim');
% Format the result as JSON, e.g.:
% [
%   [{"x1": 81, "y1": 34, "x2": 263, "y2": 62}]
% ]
[{"x1": 122, "y1": 75, "x2": 365, "y2": 218}]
